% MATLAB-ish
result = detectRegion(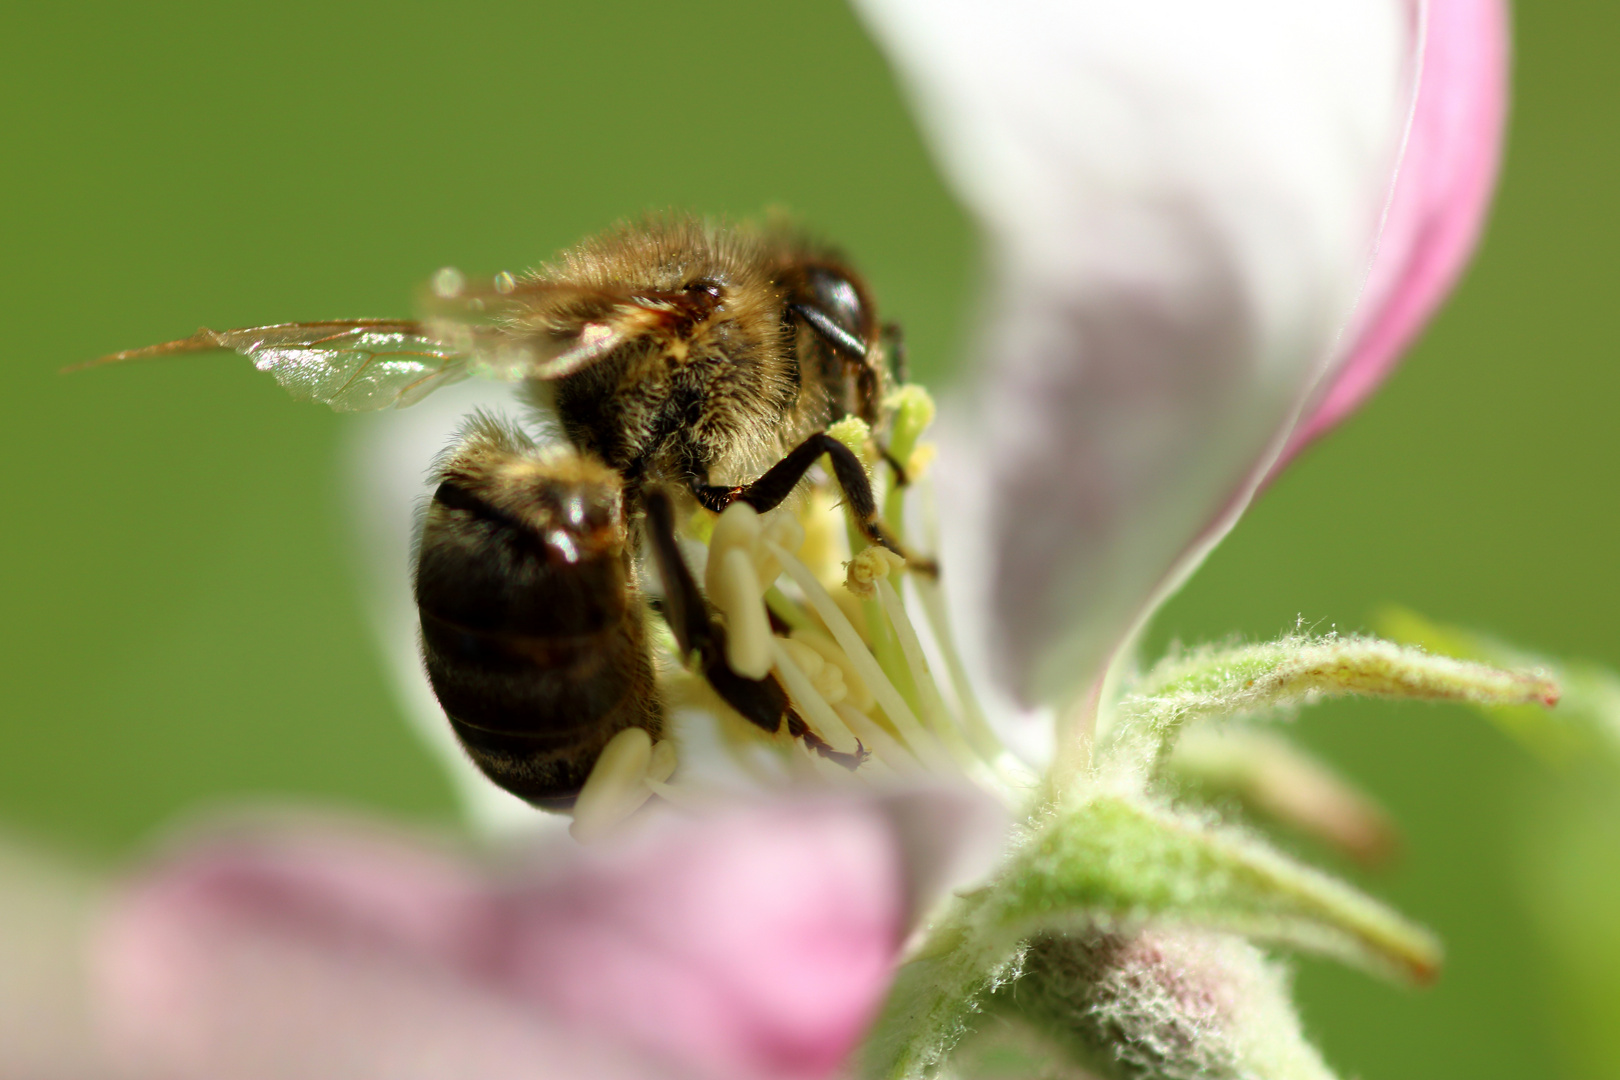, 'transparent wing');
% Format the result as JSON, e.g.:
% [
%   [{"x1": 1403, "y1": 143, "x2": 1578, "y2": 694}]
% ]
[
  {"x1": 78, "y1": 274, "x2": 693, "y2": 409},
  {"x1": 77, "y1": 320, "x2": 488, "y2": 412},
  {"x1": 417, "y1": 270, "x2": 685, "y2": 382}
]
